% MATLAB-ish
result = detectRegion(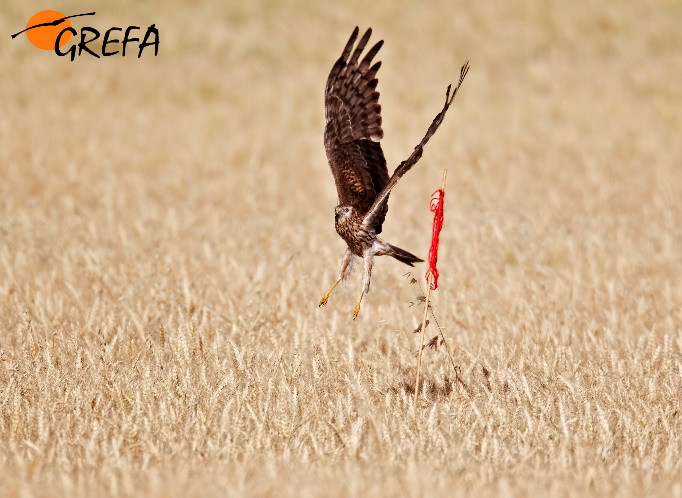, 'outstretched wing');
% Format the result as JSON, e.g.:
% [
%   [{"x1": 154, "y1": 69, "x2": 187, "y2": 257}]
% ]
[
  {"x1": 362, "y1": 61, "x2": 470, "y2": 230},
  {"x1": 324, "y1": 27, "x2": 390, "y2": 231}
]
